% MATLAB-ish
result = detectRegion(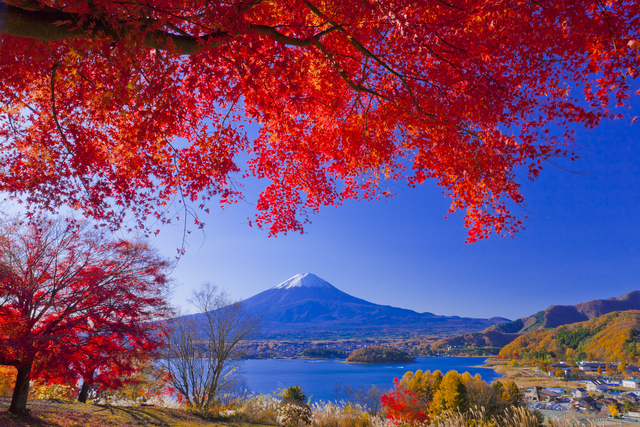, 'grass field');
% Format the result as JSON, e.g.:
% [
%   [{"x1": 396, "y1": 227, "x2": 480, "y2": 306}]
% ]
[
  {"x1": 0, "y1": 398, "x2": 271, "y2": 427},
  {"x1": 483, "y1": 360, "x2": 573, "y2": 389}
]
